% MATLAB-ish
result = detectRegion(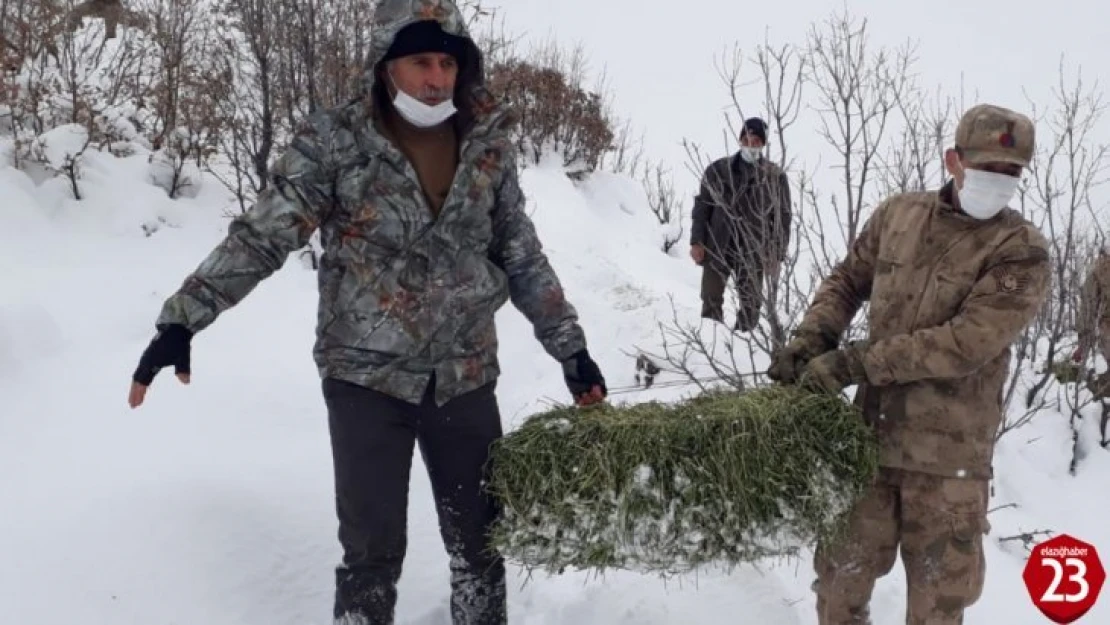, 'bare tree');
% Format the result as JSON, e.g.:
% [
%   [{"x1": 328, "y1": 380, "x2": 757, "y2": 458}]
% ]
[
  {"x1": 206, "y1": 0, "x2": 278, "y2": 212},
  {"x1": 639, "y1": 9, "x2": 929, "y2": 396},
  {"x1": 1, "y1": 0, "x2": 63, "y2": 72},
  {"x1": 638, "y1": 35, "x2": 808, "y2": 388},
  {"x1": 996, "y1": 59, "x2": 1110, "y2": 474},
  {"x1": 485, "y1": 37, "x2": 618, "y2": 178},
  {"x1": 875, "y1": 84, "x2": 954, "y2": 196},
  {"x1": 136, "y1": 0, "x2": 199, "y2": 147},
  {"x1": 147, "y1": 38, "x2": 229, "y2": 199},
  {"x1": 806, "y1": 8, "x2": 915, "y2": 248},
  {"x1": 59, "y1": 0, "x2": 148, "y2": 40},
  {"x1": 640, "y1": 159, "x2": 683, "y2": 254}
]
